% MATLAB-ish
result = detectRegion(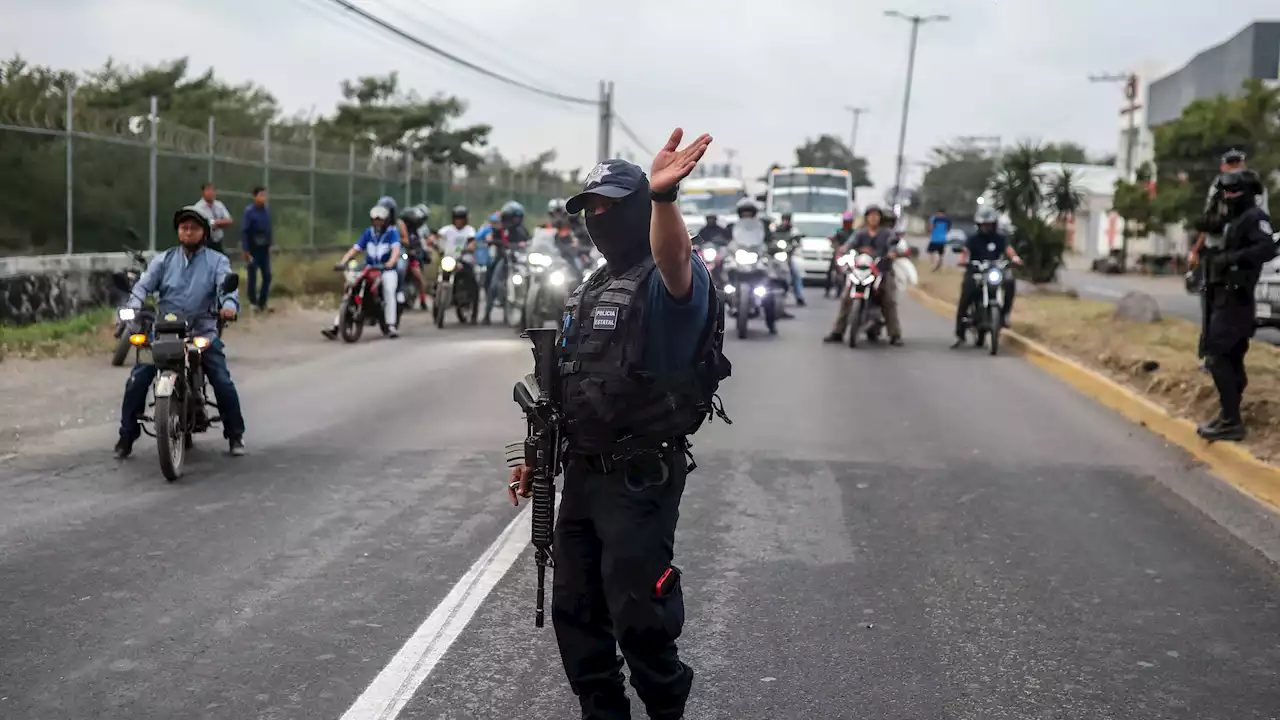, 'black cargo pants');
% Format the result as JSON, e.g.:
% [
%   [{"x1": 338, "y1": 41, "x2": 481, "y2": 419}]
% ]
[
  {"x1": 552, "y1": 450, "x2": 692, "y2": 720},
  {"x1": 1204, "y1": 286, "x2": 1254, "y2": 424}
]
